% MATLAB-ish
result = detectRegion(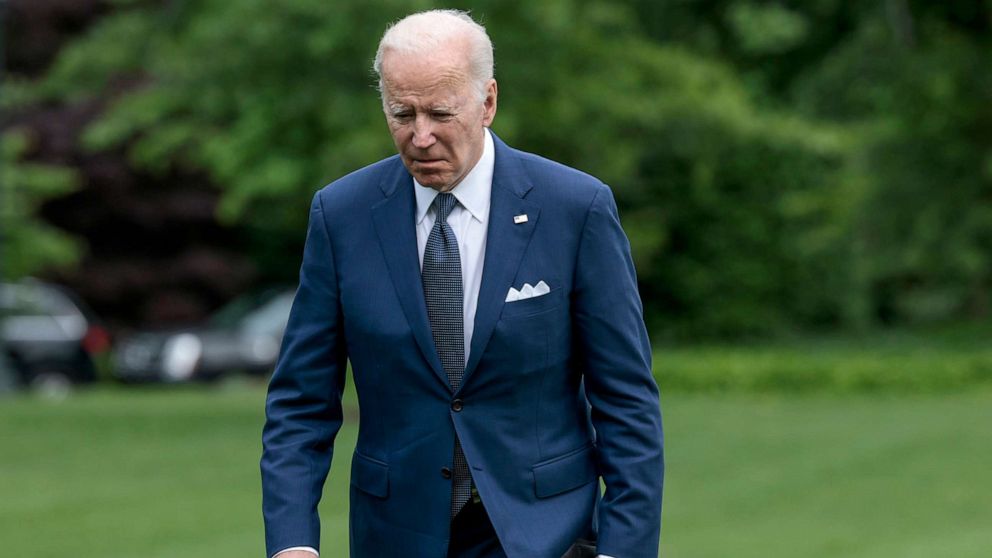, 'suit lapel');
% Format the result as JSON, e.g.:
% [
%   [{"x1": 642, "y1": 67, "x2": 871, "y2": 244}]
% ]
[
  {"x1": 371, "y1": 161, "x2": 448, "y2": 387},
  {"x1": 462, "y1": 137, "x2": 539, "y2": 388}
]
